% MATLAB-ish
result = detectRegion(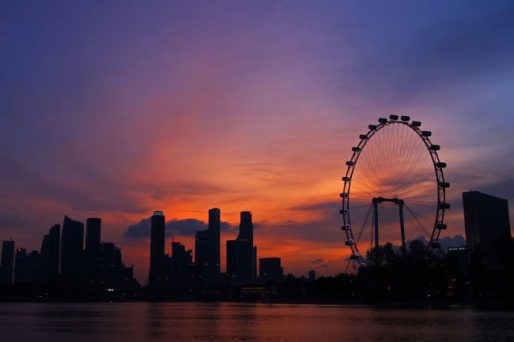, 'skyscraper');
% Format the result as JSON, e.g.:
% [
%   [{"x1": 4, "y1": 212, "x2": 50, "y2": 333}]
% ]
[
  {"x1": 85, "y1": 218, "x2": 101, "y2": 253},
  {"x1": 463, "y1": 191, "x2": 511, "y2": 268},
  {"x1": 194, "y1": 208, "x2": 221, "y2": 285},
  {"x1": 0, "y1": 240, "x2": 15, "y2": 284},
  {"x1": 40, "y1": 224, "x2": 60, "y2": 280},
  {"x1": 171, "y1": 241, "x2": 192, "y2": 289},
  {"x1": 226, "y1": 211, "x2": 257, "y2": 284},
  {"x1": 149, "y1": 210, "x2": 166, "y2": 288},
  {"x1": 239, "y1": 211, "x2": 253, "y2": 244},
  {"x1": 48, "y1": 224, "x2": 60, "y2": 277},
  {"x1": 14, "y1": 248, "x2": 29, "y2": 283},
  {"x1": 209, "y1": 208, "x2": 221, "y2": 273},
  {"x1": 259, "y1": 257, "x2": 284, "y2": 283},
  {"x1": 60, "y1": 216, "x2": 84, "y2": 276},
  {"x1": 238, "y1": 211, "x2": 256, "y2": 283}
]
